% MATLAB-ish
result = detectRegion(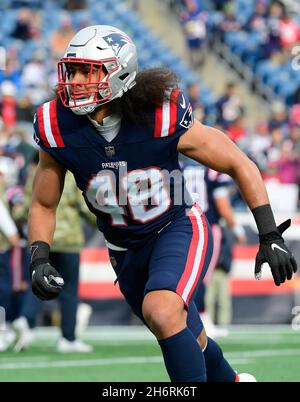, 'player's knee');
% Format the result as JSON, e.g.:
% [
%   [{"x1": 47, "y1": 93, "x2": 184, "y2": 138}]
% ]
[{"x1": 142, "y1": 290, "x2": 186, "y2": 339}]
